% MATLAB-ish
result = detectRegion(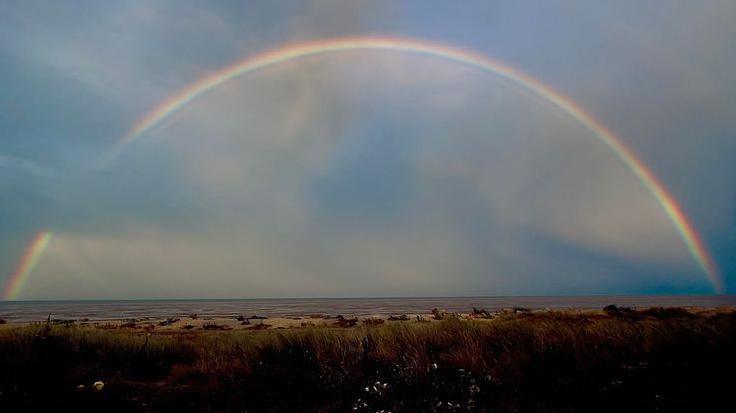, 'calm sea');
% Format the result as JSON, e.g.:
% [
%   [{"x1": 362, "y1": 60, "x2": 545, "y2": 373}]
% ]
[{"x1": 1, "y1": 296, "x2": 735, "y2": 322}]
